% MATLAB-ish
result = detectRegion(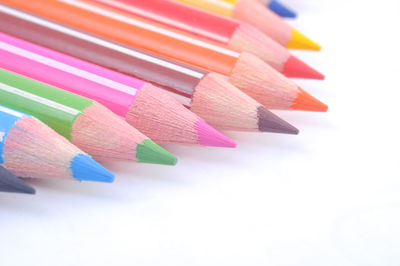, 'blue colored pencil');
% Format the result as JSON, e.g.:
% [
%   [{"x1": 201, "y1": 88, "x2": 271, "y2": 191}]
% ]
[
  {"x1": 0, "y1": 104, "x2": 114, "y2": 182},
  {"x1": 266, "y1": 0, "x2": 297, "y2": 18}
]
